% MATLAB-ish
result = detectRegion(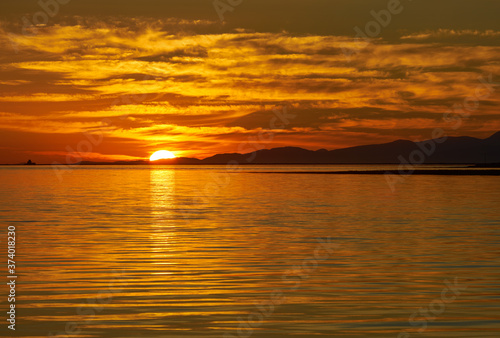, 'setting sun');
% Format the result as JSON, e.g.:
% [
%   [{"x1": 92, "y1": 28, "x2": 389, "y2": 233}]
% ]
[{"x1": 150, "y1": 150, "x2": 176, "y2": 161}]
